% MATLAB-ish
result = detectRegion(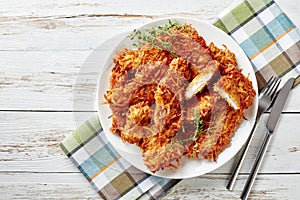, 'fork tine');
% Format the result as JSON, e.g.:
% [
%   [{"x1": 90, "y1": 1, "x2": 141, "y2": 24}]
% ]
[
  {"x1": 266, "y1": 77, "x2": 281, "y2": 99},
  {"x1": 270, "y1": 79, "x2": 281, "y2": 100},
  {"x1": 261, "y1": 76, "x2": 274, "y2": 93},
  {"x1": 261, "y1": 76, "x2": 276, "y2": 95},
  {"x1": 267, "y1": 76, "x2": 276, "y2": 86}
]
